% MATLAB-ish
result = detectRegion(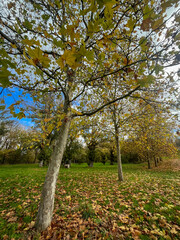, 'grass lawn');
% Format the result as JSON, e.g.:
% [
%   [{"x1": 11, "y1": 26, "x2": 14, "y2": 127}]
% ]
[{"x1": 0, "y1": 161, "x2": 179, "y2": 239}]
